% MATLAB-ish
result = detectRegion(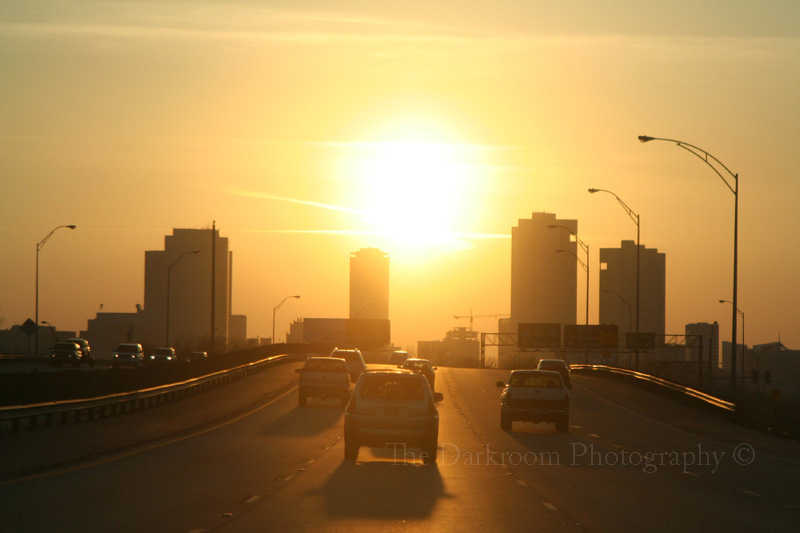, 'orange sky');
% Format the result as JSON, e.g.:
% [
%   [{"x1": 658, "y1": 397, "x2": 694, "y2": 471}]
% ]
[{"x1": 1, "y1": 1, "x2": 799, "y2": 351}]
